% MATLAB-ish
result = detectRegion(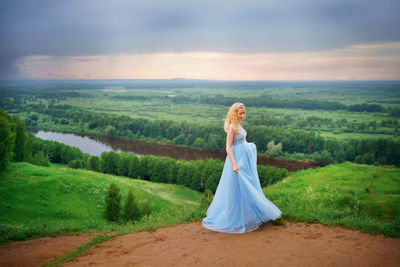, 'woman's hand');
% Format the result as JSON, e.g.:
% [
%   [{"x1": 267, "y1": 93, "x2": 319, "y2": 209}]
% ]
[{"x1": 233, "y1": 164, "x2": 239, "y2": 173}]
